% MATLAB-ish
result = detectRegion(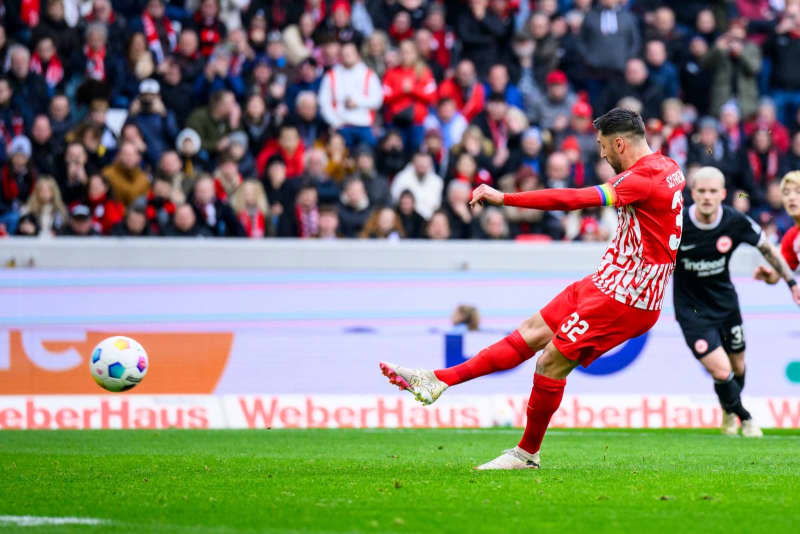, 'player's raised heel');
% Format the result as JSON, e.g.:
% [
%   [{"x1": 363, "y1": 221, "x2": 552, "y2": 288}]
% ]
[
  {"x1": 741, "y1": 419, "x2": 763, "y2": 438},
  {"x1": 721, "y1": 412, "x2": 738, "y2": 436},
  {"x1": 475, "y1": 447, "x2": 540, "y2": 470},
  {"x1": 378, "y1": 362, "x2": 448, "y2": 405}
]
